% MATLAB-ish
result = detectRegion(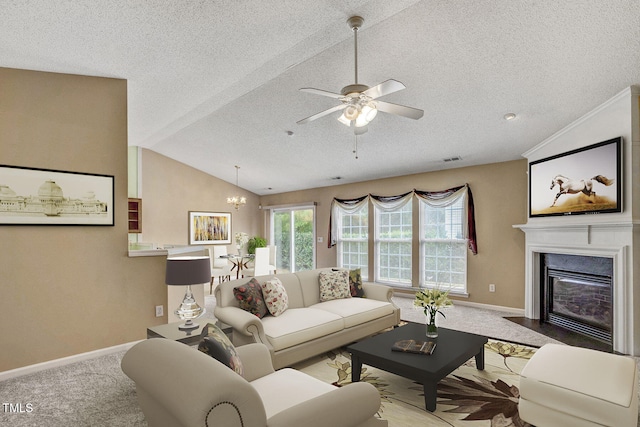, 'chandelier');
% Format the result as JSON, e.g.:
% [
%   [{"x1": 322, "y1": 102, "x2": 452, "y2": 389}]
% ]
[{"x1": 227, "y1": 165, "x2": 247, "y2": 210}]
